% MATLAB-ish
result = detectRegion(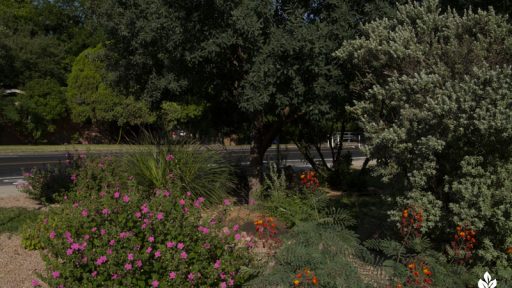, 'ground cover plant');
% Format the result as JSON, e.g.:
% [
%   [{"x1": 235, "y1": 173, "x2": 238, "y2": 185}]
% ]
[{"x1": 0, "y1": 207, "x2": 40, "y2": 235}]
